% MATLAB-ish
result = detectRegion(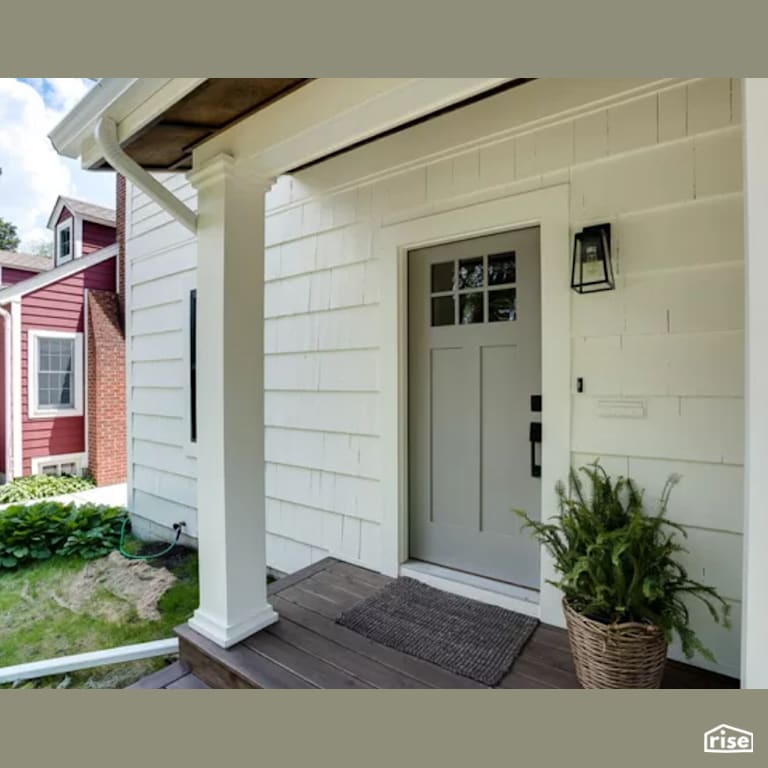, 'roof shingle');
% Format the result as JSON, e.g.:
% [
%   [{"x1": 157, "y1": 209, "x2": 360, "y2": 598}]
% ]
[
  {"x1": 57, "y1": 196, "x2": 116, "y2": 226},
  {"x1": 0, "y1": 250, "x2": 54, "y2": 273}
]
